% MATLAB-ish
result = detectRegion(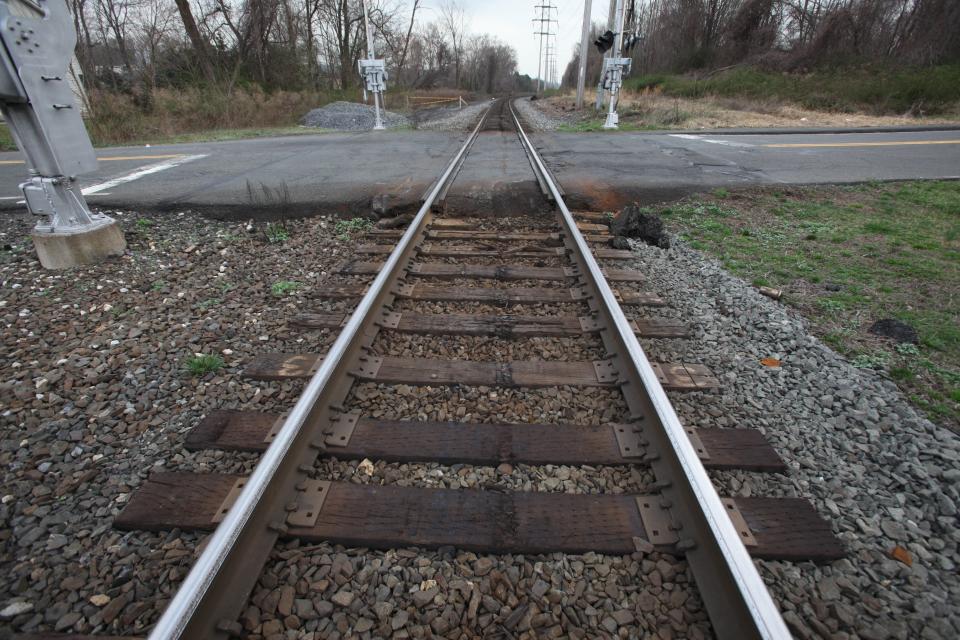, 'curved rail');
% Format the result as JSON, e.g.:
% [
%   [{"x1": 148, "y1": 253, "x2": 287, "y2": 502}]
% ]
[
  {"x1": 508, "y1": 100, "x2": 791, "y2": 640},
  {"x1": 148, "y1": 104, "x2": 495, "y2": 640}
]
